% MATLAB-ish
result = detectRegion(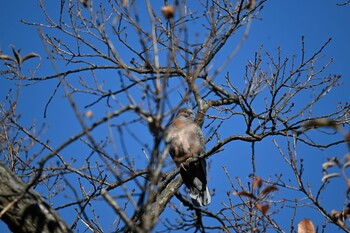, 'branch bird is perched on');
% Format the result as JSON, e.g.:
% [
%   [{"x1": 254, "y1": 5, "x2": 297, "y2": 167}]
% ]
[{"x1": 165, "y1": 108, "x2": 211, "y2": 207}]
